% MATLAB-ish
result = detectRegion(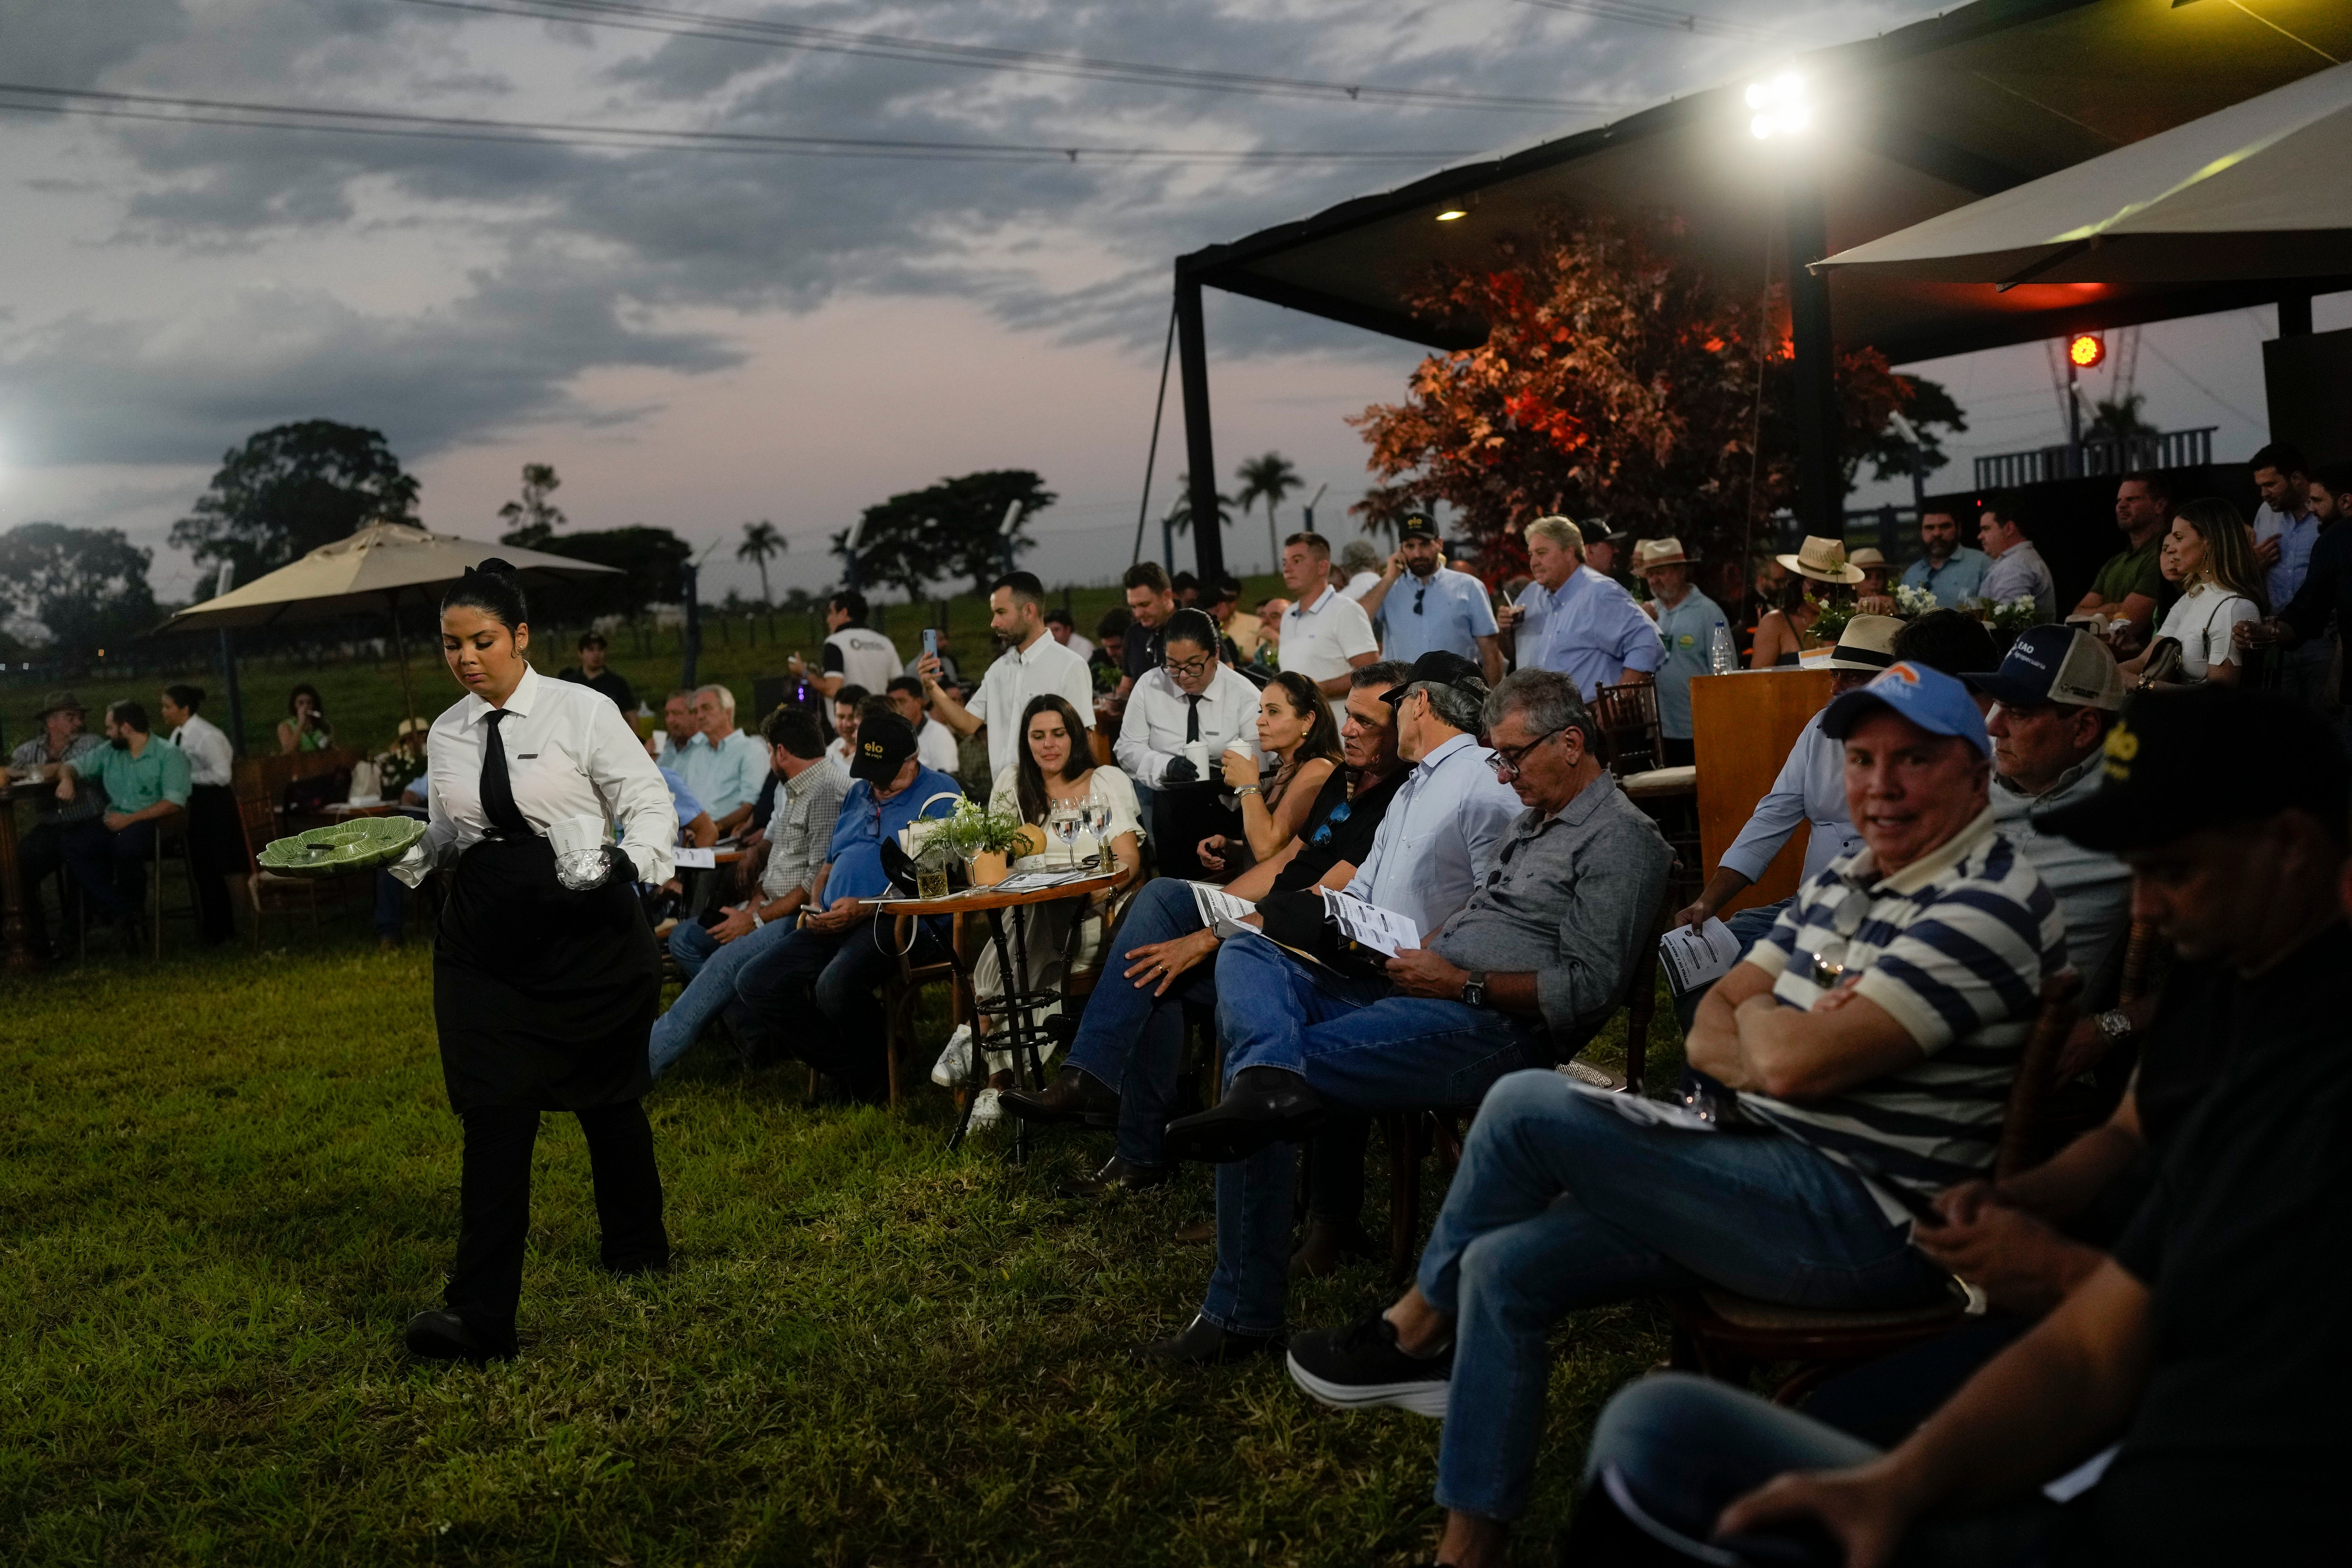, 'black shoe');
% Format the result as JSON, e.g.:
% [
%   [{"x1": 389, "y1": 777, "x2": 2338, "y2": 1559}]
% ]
[
  {"x1": 1059, "y1": 1154, "x2": 1172, "y2": 1199},
  {"x1": 1162, "y1": 1067, "x2": 1323, "y2": 1164},
  {"x1": 1289, "y1": 1216, "x2": 1381, "y2": 1281},
  {"x1": 604, "y1": 1252, "x2": 672, "y2": 1279},
  {"x1": 1001, "y1": 1066, "x2": 1121, "y2": 1127},
  {"x1": 1285, "y1": 1308, "x2": 1452, "y2": 1418},
  {"x1": 403, "y1": 1309, "x2": 508, "y2": 1365},
  {"x1": 1130, "y1": 1314, "x2": 1284, "y2": 1366}
]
